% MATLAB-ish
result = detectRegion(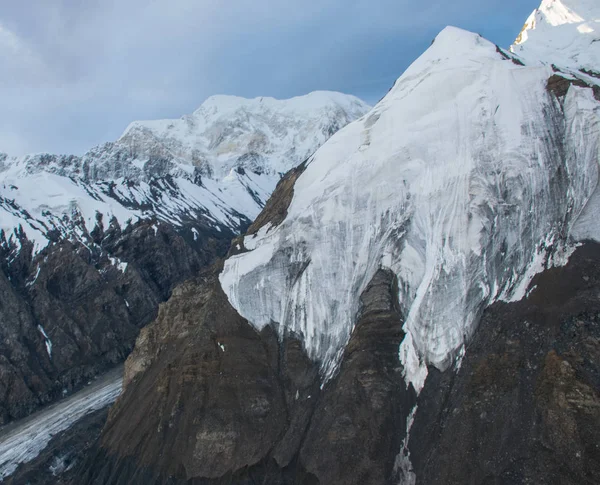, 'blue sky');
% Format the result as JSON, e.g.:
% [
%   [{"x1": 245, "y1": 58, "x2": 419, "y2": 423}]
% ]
[{"x1": 0, "y1": 0, "x2": 540, "y2": 156}]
